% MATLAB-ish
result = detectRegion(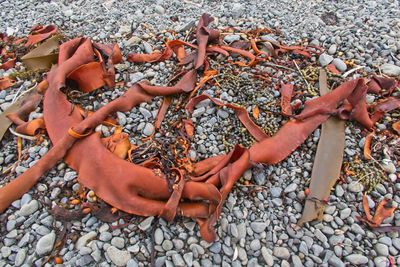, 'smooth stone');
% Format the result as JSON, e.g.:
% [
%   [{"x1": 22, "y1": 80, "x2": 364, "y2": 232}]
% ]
[
  {"x1": 138, "y1": 216, "x2": 154, "y2": 231},
  {"x1": 126, "y1": 259, "x2": 139, "y2": 267},
  {"x1": 64, "y1": 171, "x2": 77, "y2": 181},
  {"x1": 183, "y1": 252, "x2": 193, "y2": 266},
  {"x1": 75, "y1": 231, "x2": 97, "y2": 249},
  {"x1": 374, "y1": 256, "x2": 389, "y2": 267},
  {"x1": 345, "y1": 254, "x2": 368, "y2": 265},
  {"x1": 106, "y1": 246, "x2": 131, "y2": 267},
  {"x1": 250, "y1": 222, "x2": 268, "y2": 233},
  {"x1": 36, "y1": 232, "x2": 56, "y2": 256},
  {"x1": 155, "y1": 228, "x2": 164, "y2": 245},
  {"x1": 99, "y1": 232, "x2": 112, "y2": 242},
  {"x1": 192, "y1": 107, "x2": 206, "y2": 118},
  {"x1": 142, "y1": 123, "x2": 155, "y2": 136},
  {"x1": 217, "y1": 109, "x2": 229, "y2": 119},
  {"x1": 130, "y1": 72, "x2": 144, "y2": 84},
  {"x1": 348, "y1": 181, "x2": 364, "y2": 193},
  {"x1": 261, "y1": 247, "x2": 274, "y2": 266},
  {"x1": 250, "y1": 239, "x2": 261, "y2": 250},
  {"x1": 270, "y1": 187, "x2": 282, "y2": 198},
  {"x1": 142, "y1": 41, "x2": 153, "y2": 54},
  {"x1": 224, "y1": 35, "x2": 240, "y2": 43},
  {"x1": 273, "y1": 247, "x2": 290, "y2": 260},
  {"x1": 172, "y1": 254, "x2": 185, "y2": 267},
  {"x1": 19, "y1": 200, "x2": 39, "y2": 216},
  {"x1": 15, "y1": 248, "x2": 27, "y2": 266},
  {"x1": 328, "y1": 254, "x2": 345, "y2": 267},
  {"x1": 333, "y1": 58, "x2": 347, "y2": 71},
  {"x1": 374, "y1": 243, "x2": 389, "y2": 256},
  {"x1": 139, "y1": 107, "x2": 152, "y2": 119},
  {"x1": 381, "y1": 160, "x2": 396, "y2": 174},
  {"x1": 380, "y1": 63, "x2": 400, "y2": 76},
  {"x1": 154, "y1": 5, "x2": 165, "y2": 15},
  {"x1": 284, "y1": 183, "x2": 297, "y2": 193},
  {"x1": 162, "y1": 240, "x2": 173, "y2": 251},
  {"x1": 340, "y1": 208, "x2": 351, "y2": 219},
  {"x1": 319, "y1": 53, "x2": 333, "y2": 66},
  {"x1": 111, "y1": 237, "x2": 125, "y2": 249},
  {"x1": 328, "y1": 44, "x2": 337, "y2": 55}
]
